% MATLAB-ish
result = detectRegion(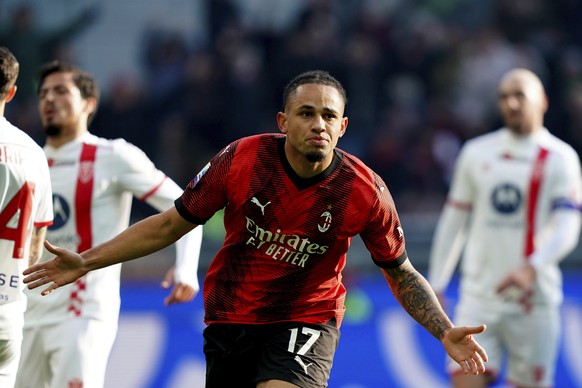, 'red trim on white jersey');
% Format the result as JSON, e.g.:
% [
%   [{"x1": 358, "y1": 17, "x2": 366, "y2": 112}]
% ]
[
  {"x1": 139, "y1": 176, "x2": 167, "y2": 201},
  {"x1": 75, "y1": 143, "x2": 97, "y2": 252},
  {"x1": 34, "y1": 220, "x2": 54, "y2": 227},
  {"x1": 525, "y1": 147, "x2": 549, "y2": 258},
  {"x1": 446, "y1": 198, "x2": 472, "y2": 211},
  {"x1": 69, "y1": 143, "x2": 97, "y2": 317}
]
